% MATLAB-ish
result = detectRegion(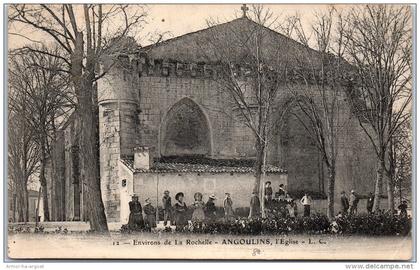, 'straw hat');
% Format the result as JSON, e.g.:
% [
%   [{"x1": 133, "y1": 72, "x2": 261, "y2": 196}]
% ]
[{"x1": 175, "y1": 192, "x2": 184, "y2": 201}]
